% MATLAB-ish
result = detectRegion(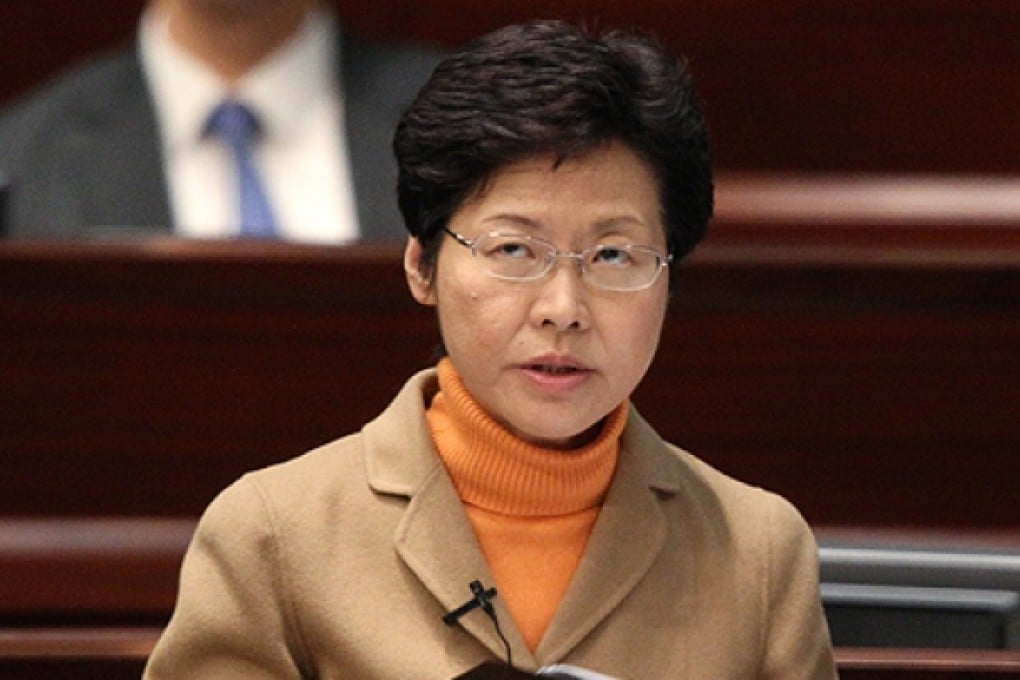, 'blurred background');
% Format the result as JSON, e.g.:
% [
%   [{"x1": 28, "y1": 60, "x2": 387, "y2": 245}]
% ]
[
  {"x1": 3, "y1": 0, "x2": 1019, "y2": 175},
  {"x1": 1, "y1": 2, "x2": 1019, "y2": 677}
]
